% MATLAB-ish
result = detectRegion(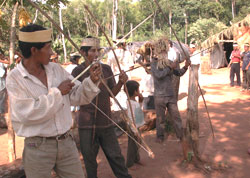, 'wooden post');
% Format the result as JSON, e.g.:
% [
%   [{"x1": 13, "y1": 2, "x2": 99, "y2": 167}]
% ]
[
  {"x1": 7, "y1": 98, "x2": 16, "y2": 162},
  {"x1": 186, "y1": 64, "x2": 200, "y2": 160},
  {"x1": 8, "y1": 1, "x2": 18, "y2": 162}
]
